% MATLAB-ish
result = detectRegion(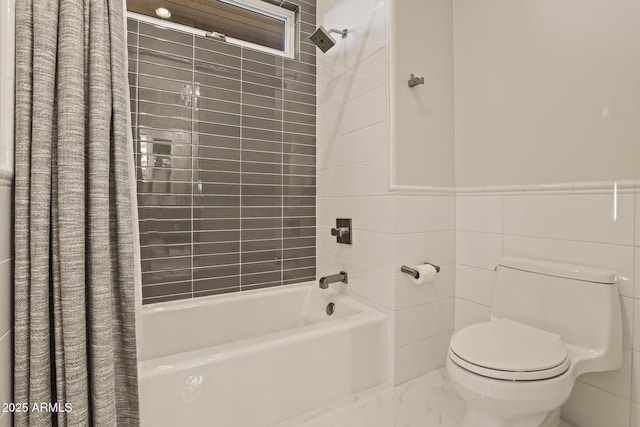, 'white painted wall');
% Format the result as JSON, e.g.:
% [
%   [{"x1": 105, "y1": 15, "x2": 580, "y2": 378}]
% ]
[
  {"x1": 454, "y1": 0, "x2": 640, "y2": 188},
  {"x1": 0, "y1": 0, "x2": 14, "y2": 425},
  {"x1": 392, "y1": 0, "x2": 455, "y2": 189},
  {"x1": 316, "y1": 0, "x2": 455, "y2": 386}
]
